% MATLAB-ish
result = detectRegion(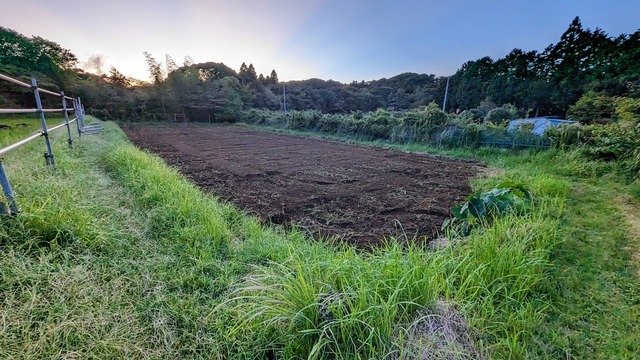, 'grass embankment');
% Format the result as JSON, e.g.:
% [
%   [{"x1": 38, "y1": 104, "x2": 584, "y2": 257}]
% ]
[{"x1": 0, "y1": 120, "x2": 638, "y2": 358}]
